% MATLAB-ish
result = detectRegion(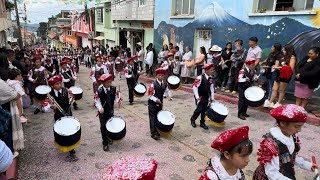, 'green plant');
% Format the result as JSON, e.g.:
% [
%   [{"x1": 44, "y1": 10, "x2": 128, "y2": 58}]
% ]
[{"x1": 259, "y1": 8, "x2": 267, "y2": 13}]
